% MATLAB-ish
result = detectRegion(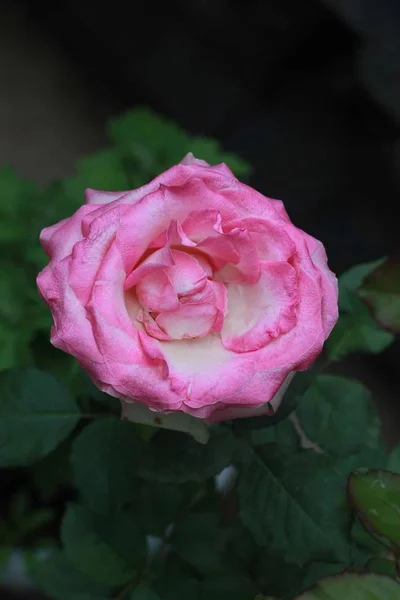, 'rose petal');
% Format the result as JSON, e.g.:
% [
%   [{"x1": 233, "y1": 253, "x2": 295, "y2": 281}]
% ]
[
  {"x1": 37, "y1": 259, "x2": 103, "y2": 364},
  {"x1": 180, "y1": 154, "x2": 238, "y2": 180},
  {"x1": 68, "y1": 206, "x2": 121, "y2": 305},
  {"x1": 180, "y1": 153, "x2": 210, "y2": 167},
  {"x1": 156, "y1": 304, "x2": 219, "y2": 339},
  {"x1": 40, "y1": 204, "x2": 98, "y2": 261},
  {"x1": 138, "y1": 310, "x2": 173, "y2": 341},
  {"x1": 207, "y1": 372, "x2": 295, "y2": 421},
  {"x1": 182, "y1": 209, "x2": 223, "y2": 241},
  {"x1": 150, "y1": 219, "x2": 197, "y2": 250},
  {"x1": 116, "y1": 177, "x2": 240, "y2": 272},
  {"x1": 168, "y1": 250, "x2": 208, "y2": 296},
  {"x1": 221, "y1": 261, "x2": 299, "y2": 353},
  {"x1": 214, "y1": 227, "x2": 260, "y2": 284},
  {"x1": 124, "y1": 244, "x2": 175, "y2": 290},
  {"x1": 85, "y1": 189, "x2": 128, "y2": 205},
  {"x1": 121, "y1": 398, "x2": 210, "y2": 444},
  {"x1": 136, "y1": 270, "x2": 179, "y2": 313},
  {"x1": 305, "y1": 233, "x2": 339, "y2": 337},
  {"x1": 197, "y1": 235, "x2": 239, "y2": 270},
  {"x1": 226, "y1": 217, "x2": 296, "y2": 262}
]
